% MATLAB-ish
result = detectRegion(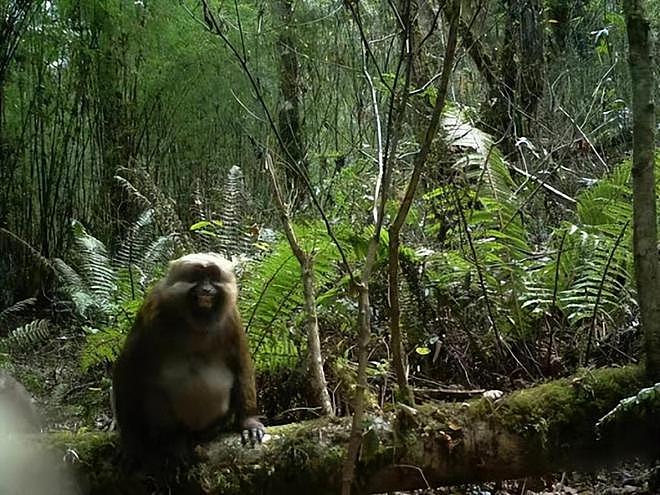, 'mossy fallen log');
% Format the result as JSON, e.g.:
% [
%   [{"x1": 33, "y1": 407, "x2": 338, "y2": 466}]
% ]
[{"x1": 39, "y1": 365, "x2": 658, "y2": 494}]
